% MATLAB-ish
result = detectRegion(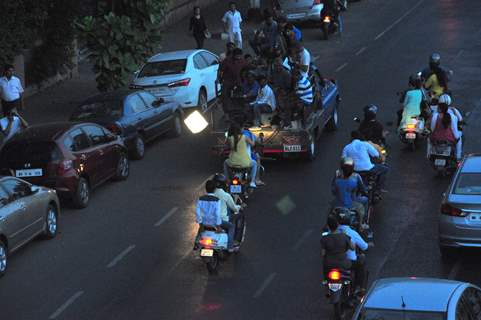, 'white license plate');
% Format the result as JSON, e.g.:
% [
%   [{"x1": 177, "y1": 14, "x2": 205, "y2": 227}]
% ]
[
  {"x1": 230, "y1": 185, "x2": 242, "y2": 194},
  {"x1": 434, "y1": 159, "x2": 446, "y2": 167},
  {"x1": 16, "y1": 169, "x2": 43, "y2": 178},
  {"x1": 287, "y1": 13, "x2": 306, "y2": 19},
  {"x1": 328, "y1": 283, "x2": 343, "y2": 292},
  {"x1": 469, "y1": 213, "x2": 481, "y2": 222},
  {"x1": 148, "y1": 87, "x2": 168, "y2": 95},
  {"x1": 405, "y1": 132, "x2": 416, "y2": 139},
  {"x1": 283, "y1": 144, "x2": 302, "y2": 152},
  {"x1": 200, "y1": 249, "x2": 214, "y2": 257}
]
